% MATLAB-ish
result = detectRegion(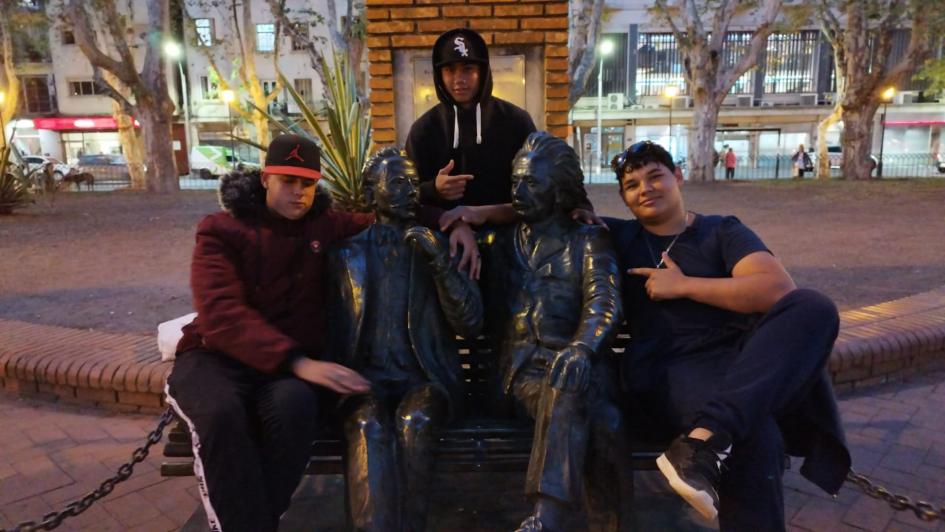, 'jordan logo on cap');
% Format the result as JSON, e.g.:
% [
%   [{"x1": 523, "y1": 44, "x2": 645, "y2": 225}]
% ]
[{"x1": 285, "y1": 144, "x2": 305, "y2": 163}]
